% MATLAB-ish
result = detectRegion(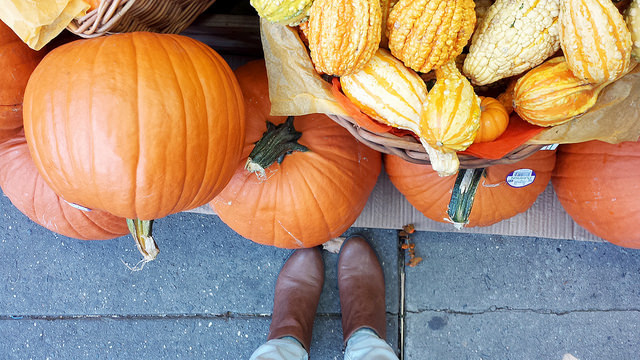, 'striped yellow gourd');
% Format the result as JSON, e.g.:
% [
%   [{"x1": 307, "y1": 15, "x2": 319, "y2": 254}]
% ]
[
  {"x1": 513, "y1": 57, "x2": 610, "y2": 127},
  {"x1": 419, "y1": 61, "x2": 481, "y2": 176},
  {"x1": 340, "y1": 48, "x2": 427, "y2": 134},
  {"x1": 560, "y1": 0, "x2": 632, "y2": 83}
]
